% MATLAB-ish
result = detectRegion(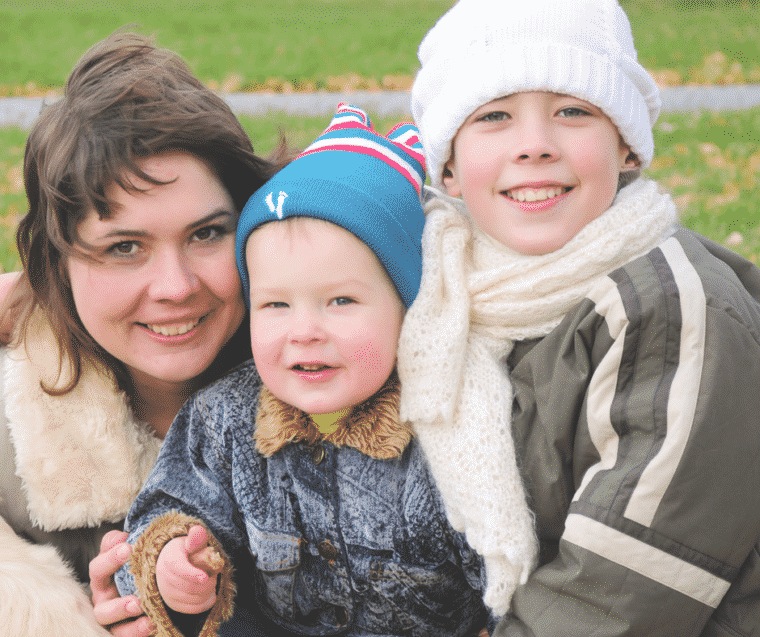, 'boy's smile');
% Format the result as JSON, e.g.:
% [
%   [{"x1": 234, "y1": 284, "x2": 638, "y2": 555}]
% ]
[
  {"x1": 443, "y1": 91, "x2": 633, "y2": 255},
  {"x1": 247, "y1": 218, "x2": 405, "y2": 415}
]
